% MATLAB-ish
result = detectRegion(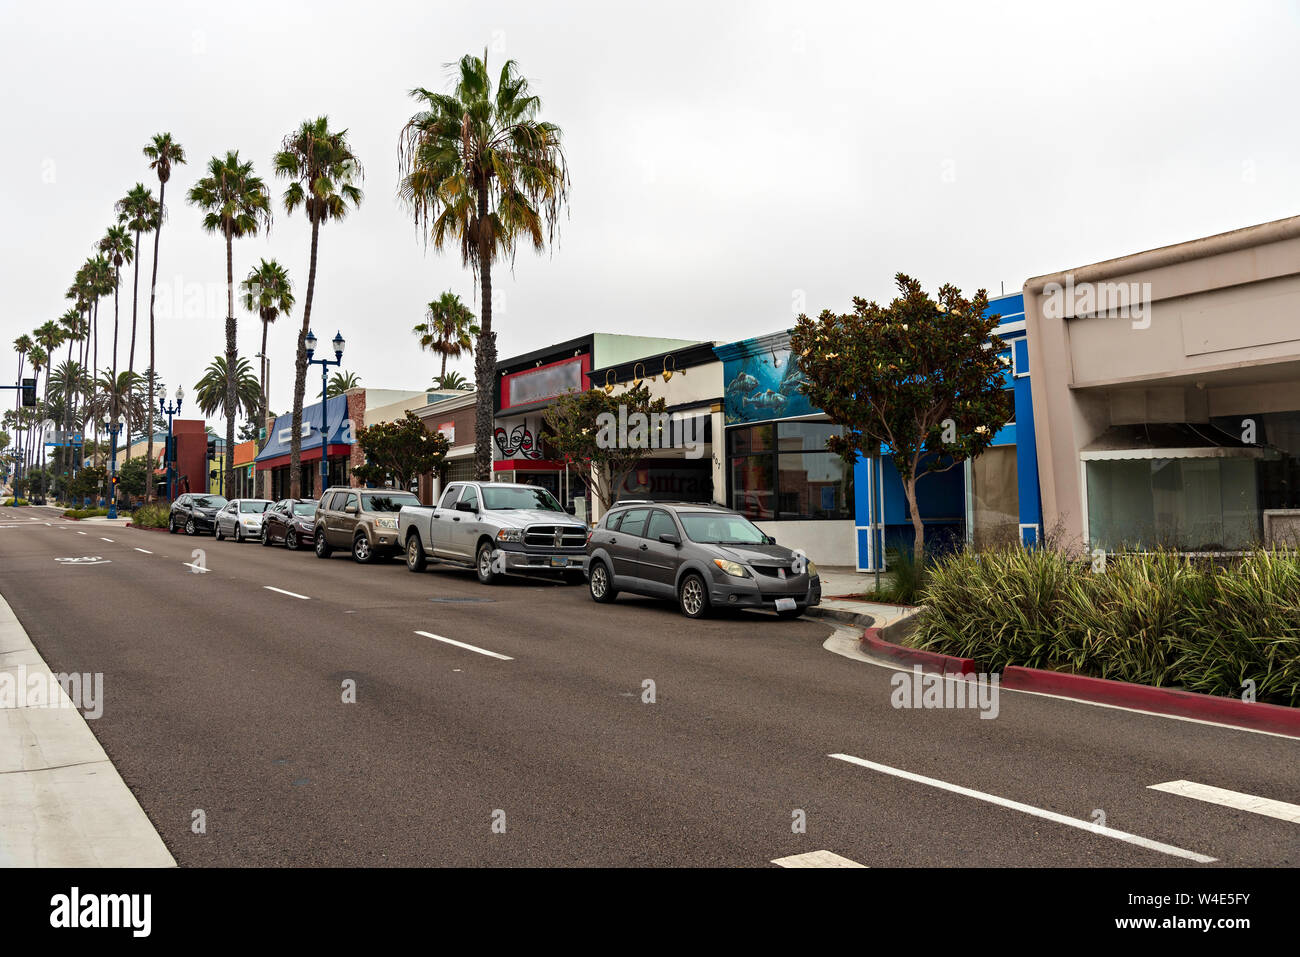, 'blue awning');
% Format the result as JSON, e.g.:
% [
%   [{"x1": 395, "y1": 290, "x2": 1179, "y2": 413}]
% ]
[{"x1": 255, "y1": 395, "x2": 351, "y2": 463}]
